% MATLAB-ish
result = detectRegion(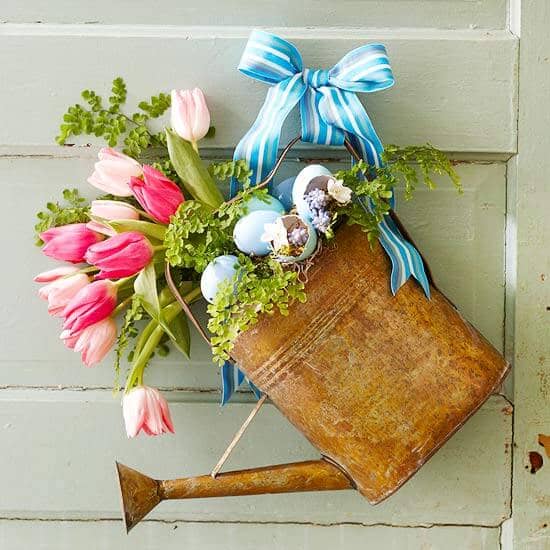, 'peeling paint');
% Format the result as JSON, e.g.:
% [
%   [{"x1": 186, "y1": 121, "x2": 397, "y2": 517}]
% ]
[{"x1": 538, "y1": 434, "x2": 550, "y2": 458}]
